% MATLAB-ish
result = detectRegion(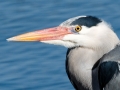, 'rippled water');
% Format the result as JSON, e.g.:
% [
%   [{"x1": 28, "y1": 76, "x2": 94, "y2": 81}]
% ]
[{"x1": 1, "y1": 0, "x2": 120, "y2": 90}]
